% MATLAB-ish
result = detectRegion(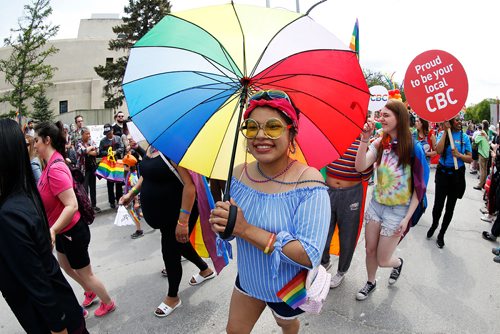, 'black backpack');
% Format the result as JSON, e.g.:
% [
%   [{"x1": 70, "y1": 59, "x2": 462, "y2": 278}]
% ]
[{"x1": 48, "y1": 159, "x2": 95, "y2": 225}]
